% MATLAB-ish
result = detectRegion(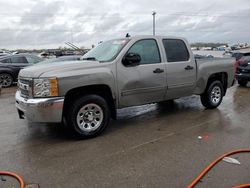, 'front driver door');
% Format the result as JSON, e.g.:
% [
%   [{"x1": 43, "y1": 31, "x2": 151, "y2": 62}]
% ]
[{"x1": 117, "y1": 39, "x2": 166, "y2": 107}]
